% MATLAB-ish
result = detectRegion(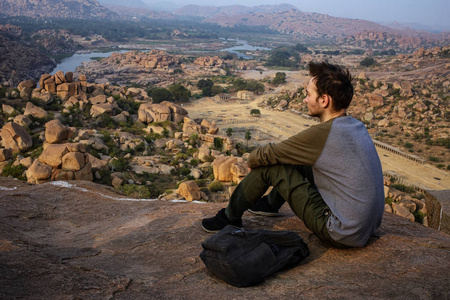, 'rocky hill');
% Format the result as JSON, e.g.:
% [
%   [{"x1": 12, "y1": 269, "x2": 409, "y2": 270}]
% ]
[
  {"x1": 0, "y1": 177, "x2": 449, "y2": 298},
  {"x1": 173, "y1": 4, "x2": 297, "y2": 18},
  {"x1": 200, "y1": 8, "x2": 450, "y2": 43},
  {"x1": 0, "y1": 0, "x2": 117, "y2": 19},
  {"x1": 0, "y1": 33, "x2": 56, "y2": 86}
]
